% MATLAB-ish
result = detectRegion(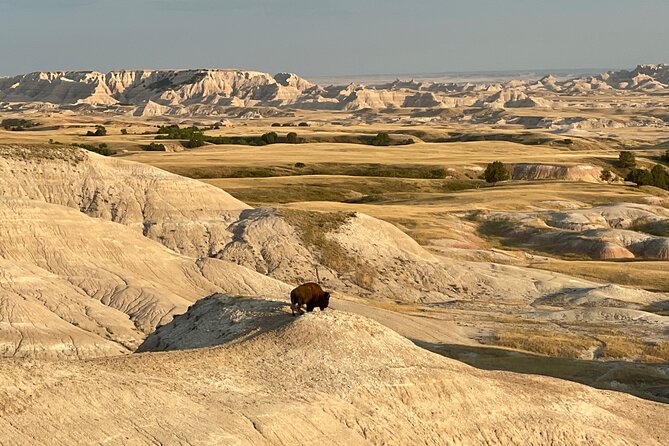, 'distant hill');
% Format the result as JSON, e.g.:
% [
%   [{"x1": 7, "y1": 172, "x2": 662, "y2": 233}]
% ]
[{"x1": 0, "y1": 65, "x2": 666, "y2": 115}]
